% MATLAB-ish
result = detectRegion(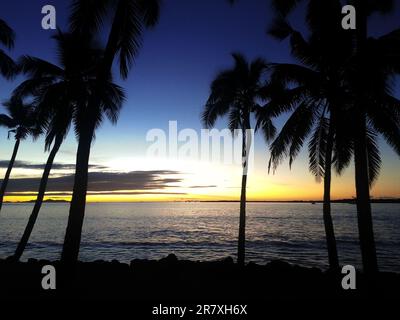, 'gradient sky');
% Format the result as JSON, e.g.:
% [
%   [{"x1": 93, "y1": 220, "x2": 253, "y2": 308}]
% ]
[{"x1": 0, "y1": 0, "x2": 399, "y2": 202}]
